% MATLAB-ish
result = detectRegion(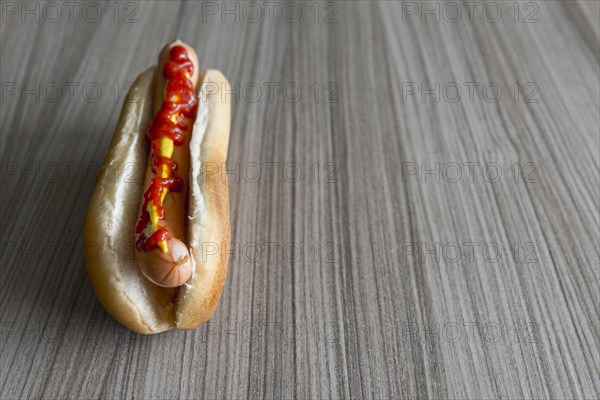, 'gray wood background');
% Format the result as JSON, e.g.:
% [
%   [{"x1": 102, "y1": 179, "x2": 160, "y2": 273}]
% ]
[{"x1": 1, "y1": 1, "x2": 599, "y2": 398}]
